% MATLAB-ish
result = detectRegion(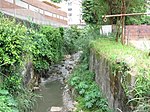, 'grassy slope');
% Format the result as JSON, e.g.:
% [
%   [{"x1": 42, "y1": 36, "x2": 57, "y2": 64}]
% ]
[{"x1": 90, "y1": 38, "x2": 150, "y2": 111}]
